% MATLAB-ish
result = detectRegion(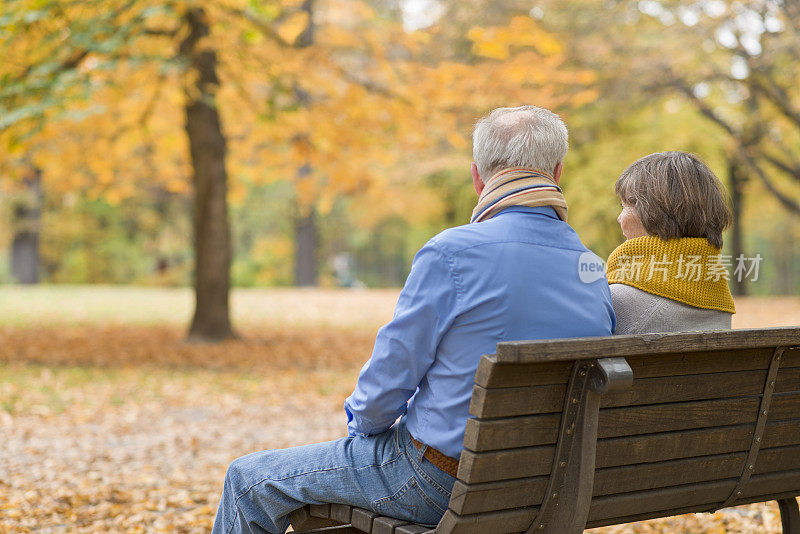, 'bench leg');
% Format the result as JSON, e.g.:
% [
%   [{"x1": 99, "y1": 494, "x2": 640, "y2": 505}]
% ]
[{"x1": 778, "y1": 498, "x2": 800, "y2": 534}]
